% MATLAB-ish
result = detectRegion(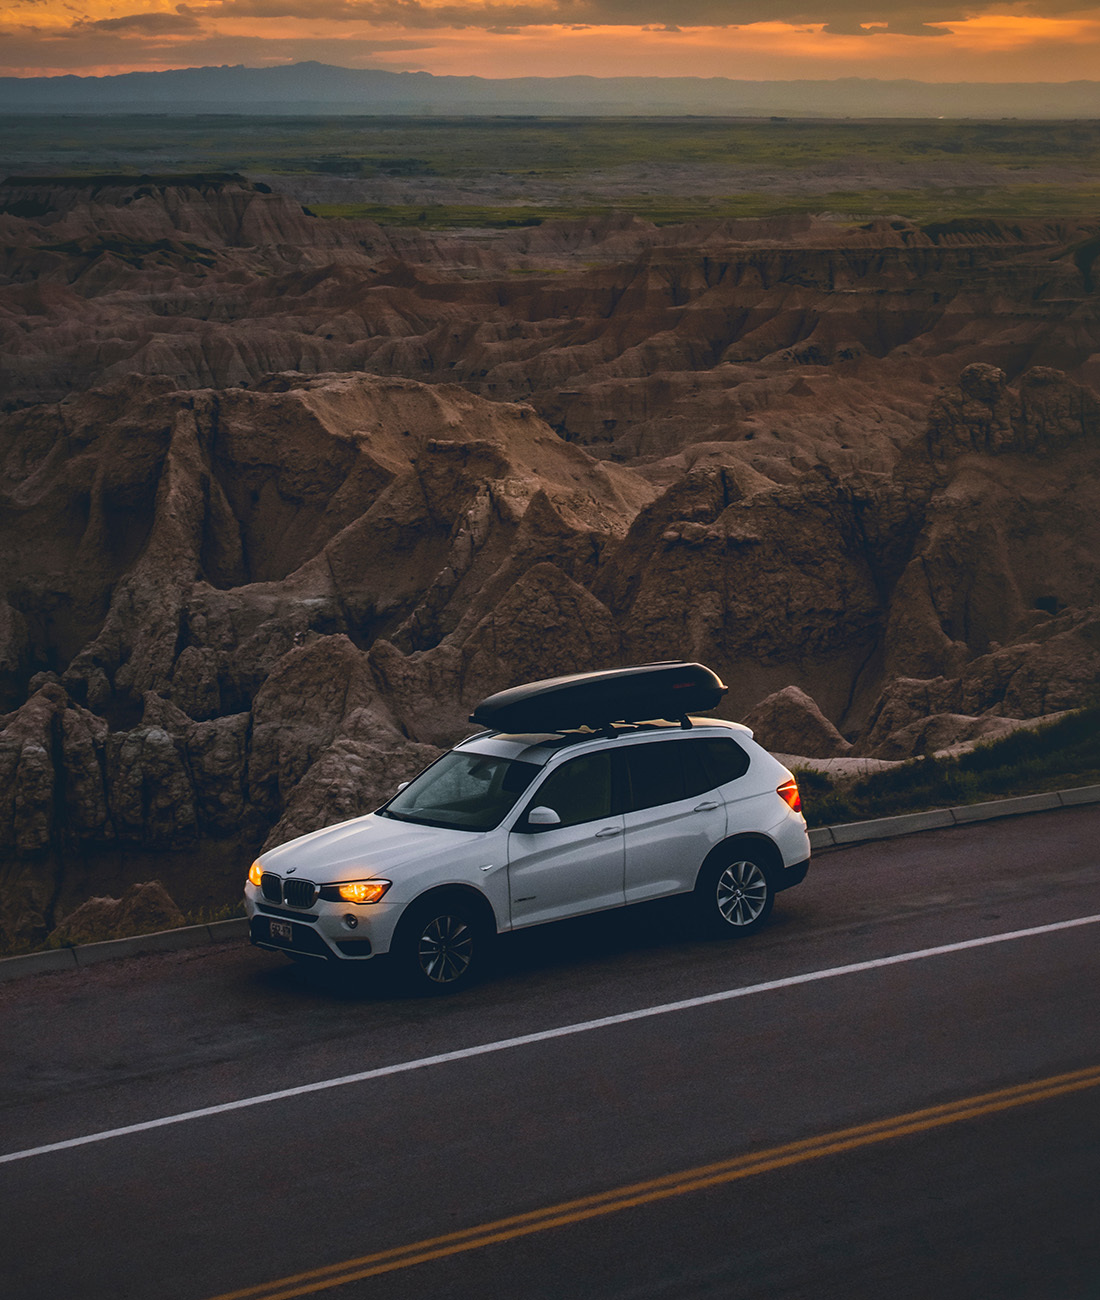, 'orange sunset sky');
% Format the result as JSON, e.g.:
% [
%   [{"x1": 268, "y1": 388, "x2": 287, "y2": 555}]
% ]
[{"x1": 3, "y1": 2, "x2": 1100, "y2": 82}]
